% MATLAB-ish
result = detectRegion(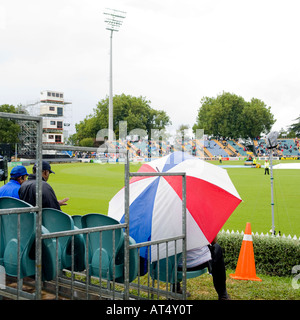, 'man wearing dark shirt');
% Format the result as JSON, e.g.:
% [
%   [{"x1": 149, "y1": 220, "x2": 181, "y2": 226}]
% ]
[{"x1": 19, "y1": 161, "x2": 68, "y2": 210}]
